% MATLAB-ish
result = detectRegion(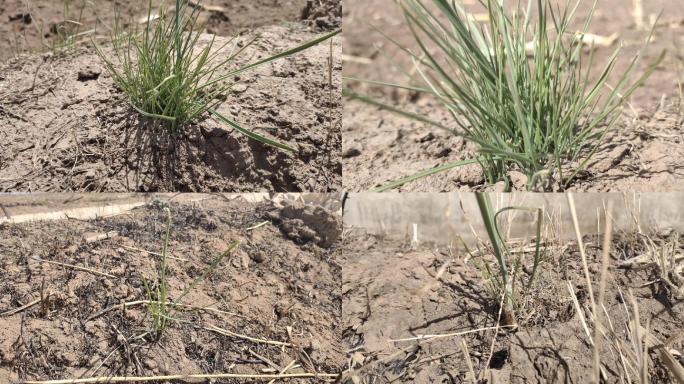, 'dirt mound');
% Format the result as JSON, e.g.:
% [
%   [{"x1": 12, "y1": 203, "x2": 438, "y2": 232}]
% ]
[
  {"x1": 340, "y1": 232, "x2": 684, "y2": 383},
  {"x1": 268, "y1": 200, "x2": 342, "y2": 248},
  {"x1": 0, "y1": 196, "x2": 342, "y2": 382},
  {"x1": 0, "y1": 25, "x2": 342, "y2": 192}
]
